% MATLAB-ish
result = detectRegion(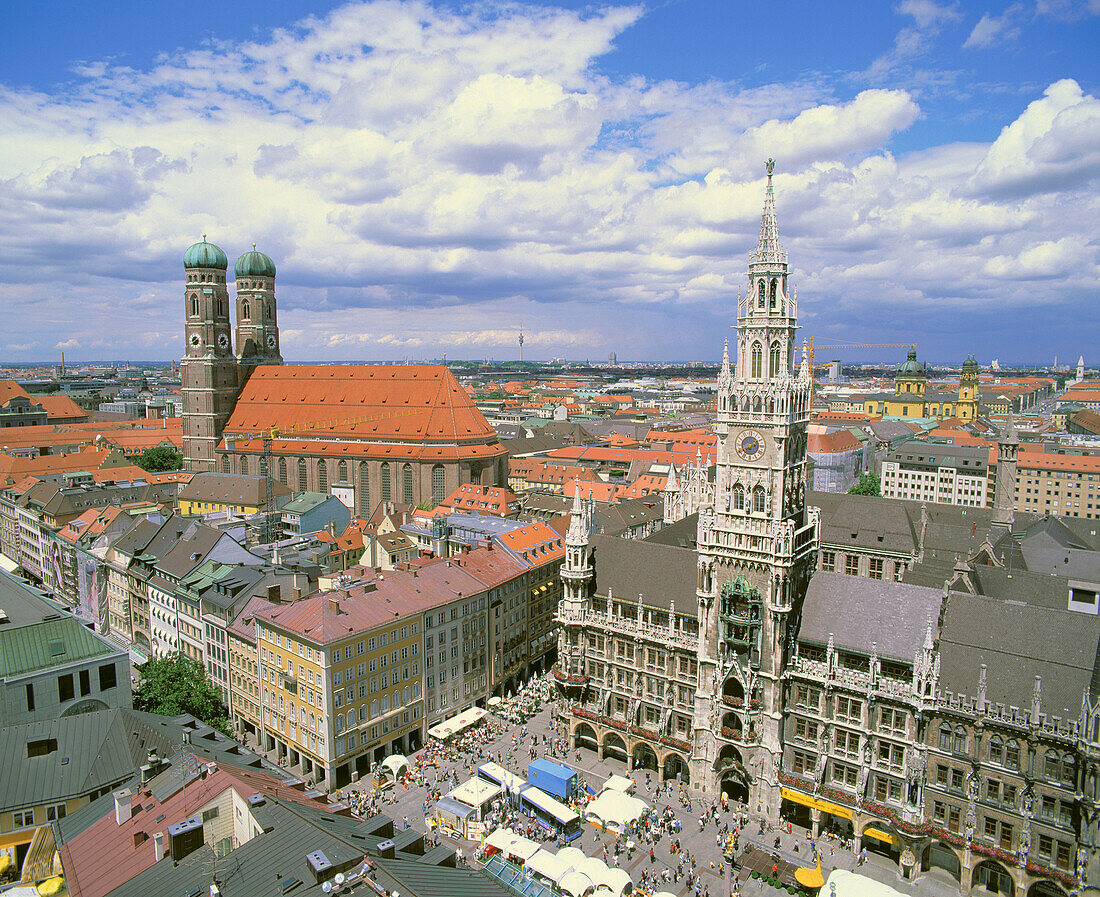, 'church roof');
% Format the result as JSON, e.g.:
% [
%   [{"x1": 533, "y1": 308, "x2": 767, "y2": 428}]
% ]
[
  {"x1": 221, "y1": 365, "x2": 504, "y2": 456},
  {"x1": 183, "y1": 238, "x2": 227, "y2": 270}
]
